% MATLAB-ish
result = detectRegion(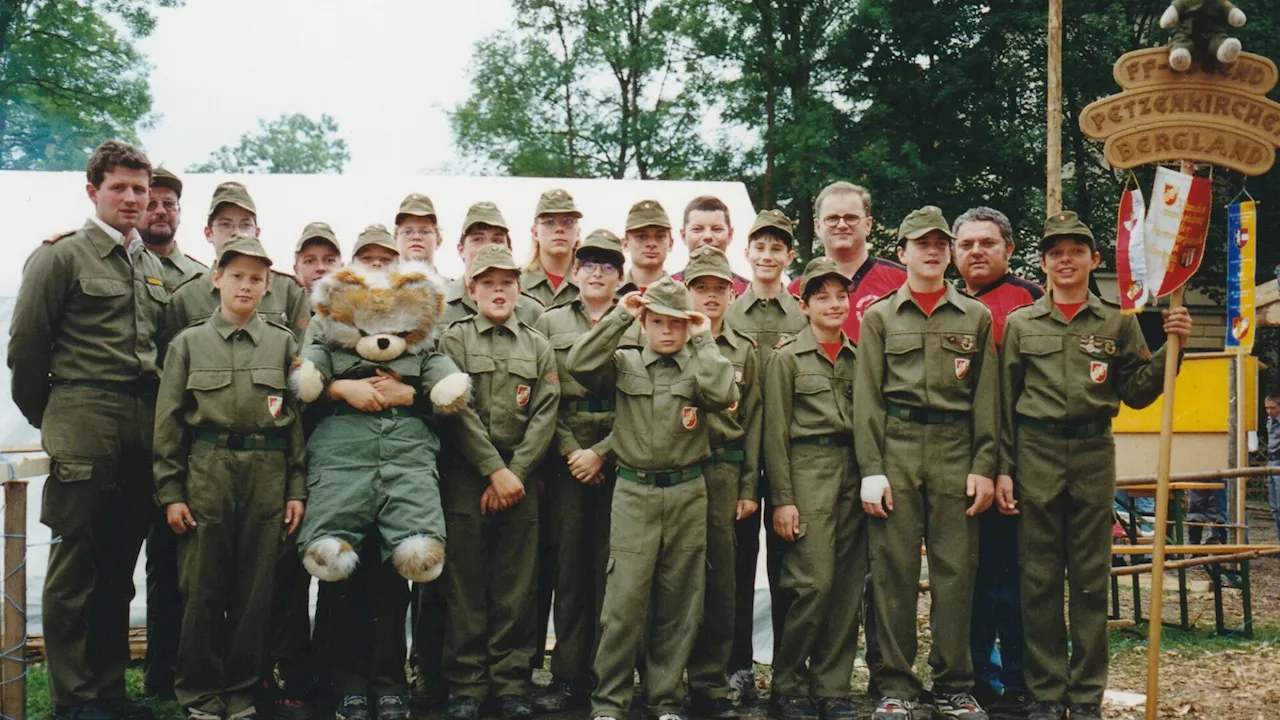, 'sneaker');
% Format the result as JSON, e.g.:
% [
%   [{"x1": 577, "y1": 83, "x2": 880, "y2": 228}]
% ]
[
  {"x1": 988, "y1": 691, "x2": 1036, "y2": 719},
  {"x1": 336, "y1": 696, "x2": 371, "y2": 720},
  {"x1": 689, "y1": 697, "x2": 738, "y2": 719},
  {"x1": 871, "y1": 698, "x2": 918, "y2": 720},
  {"x1": 815, "y1": 697, "x2": 855, "y2": 720},
  {"x1": 444, "y1": 697, "x2": 481, "y2": 720},
  {"x1": 933, "y1": 691, "x2": 987, "y2": 719},
  {"x1": 726, "y1": 669, "x2": 757, "y2": 706},
  {"x1": 1066, "y1": 705, "x2": 1100, "y2": 720},
  {"x1": 377, "y1": 697, "x2": 410, "y2": 720},
  {"x1": 499, "y1": 696, "x2": 533, "y2": 720},
  {"x1": 778, "y1": 696, "x2": 819, "y2": 720},
  {"x1": 533, "y1": 679, "x2": 587, "y2": 713},
  {"x1": 1027, "y1": 702, "x2": 1066, "y2": 720}
]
